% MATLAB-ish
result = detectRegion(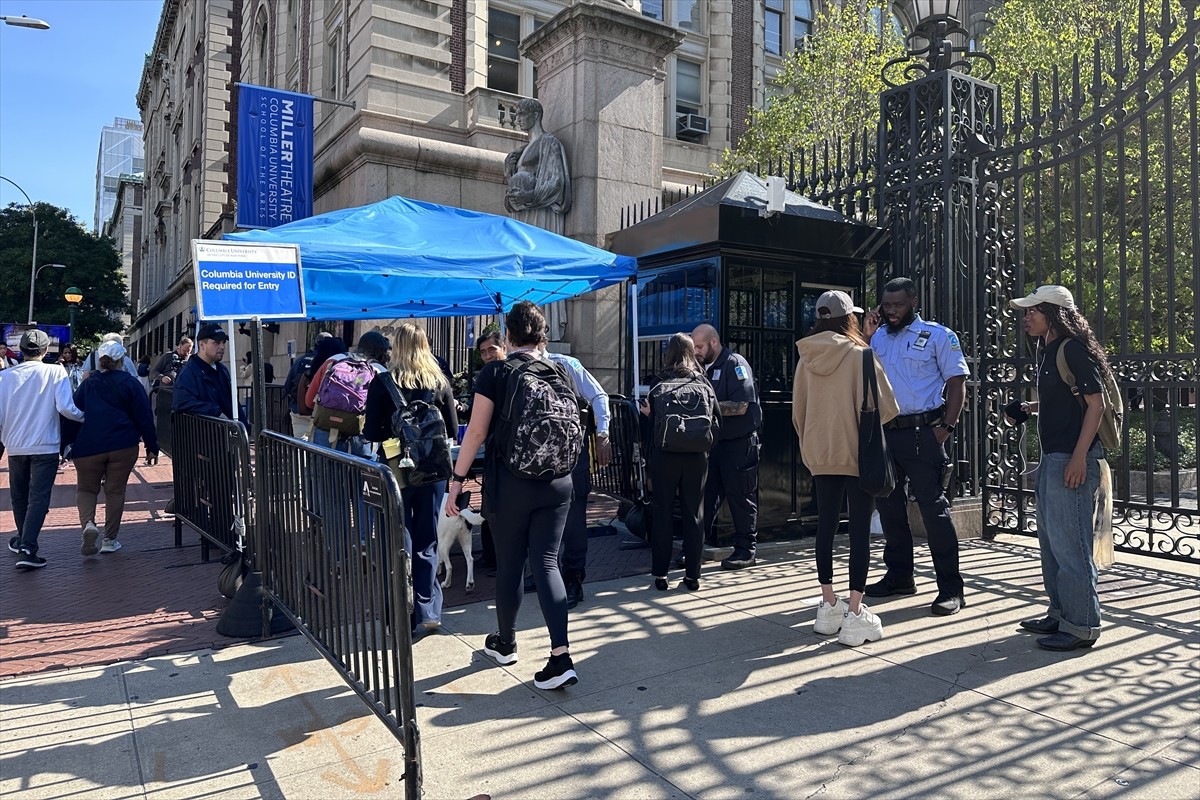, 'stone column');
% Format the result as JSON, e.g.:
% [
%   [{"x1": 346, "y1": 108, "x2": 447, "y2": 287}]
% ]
[{"x1": 521, "y1": 0, "x2": 682, "y2": 388}]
